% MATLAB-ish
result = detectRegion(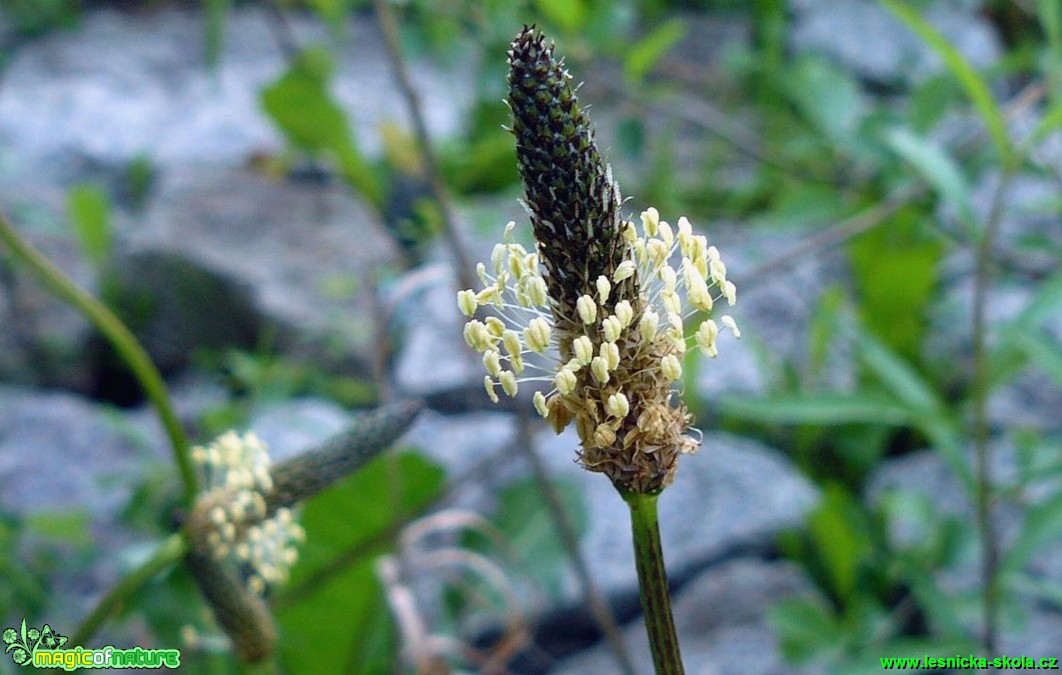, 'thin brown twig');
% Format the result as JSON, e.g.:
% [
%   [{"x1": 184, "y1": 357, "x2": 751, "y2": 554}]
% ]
[
  {"x1": 370, "y1": 0, "x2": 477, "y2": 293},
  {"x1": 515, "y1": 408, "x2": 638, "y2": 675}
]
